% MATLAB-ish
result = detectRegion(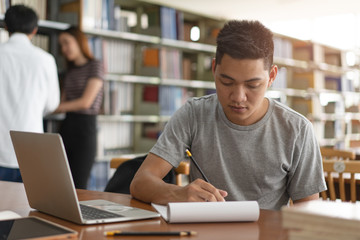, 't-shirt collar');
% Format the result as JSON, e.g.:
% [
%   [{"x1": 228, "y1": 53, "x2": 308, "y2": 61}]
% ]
[{"x1": 217, "y1": 96, "x2": 274, "y2": 131}]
